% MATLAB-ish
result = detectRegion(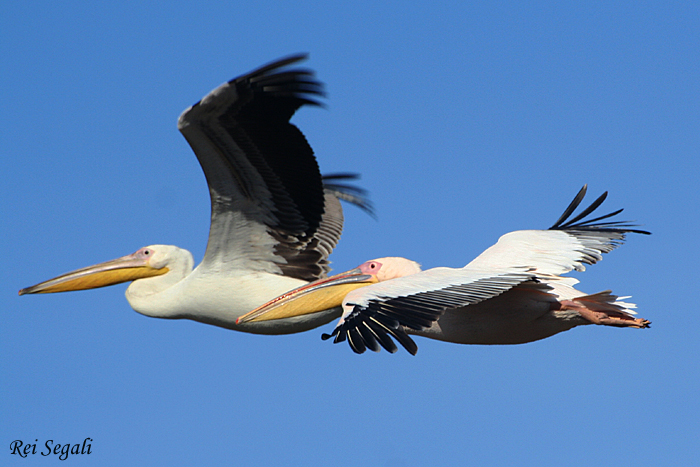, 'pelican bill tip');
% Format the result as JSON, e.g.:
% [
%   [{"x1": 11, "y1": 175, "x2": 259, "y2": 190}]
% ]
[
  {"x1": 18, "y1": 285, "x2": 39, "y2": 296},
  {"x1": 19, "y1": 285, "x2": 45, "y2": 295}
]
